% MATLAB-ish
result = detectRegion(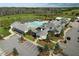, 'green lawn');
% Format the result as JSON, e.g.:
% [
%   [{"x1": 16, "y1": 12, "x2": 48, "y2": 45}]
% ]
[
  {"x1": 0, "y1": 14, "x2": 46, "y2": 21},
  {"x1": 0, "y1": 27, "x2": 10, "y2": 37},
  {"x1": 51, "y1": 37, "x2": 58, "y2": 42},
  {"x1": 25, "y1": 34, "x2": 35, "y2": 41},
  {"x1": 48, "y1": 42, "x2": 56, "y2": 49},
  {"x1": 0, "y1": 14, "x2": 47, "y2": 28}
]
